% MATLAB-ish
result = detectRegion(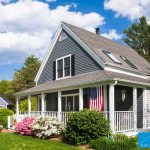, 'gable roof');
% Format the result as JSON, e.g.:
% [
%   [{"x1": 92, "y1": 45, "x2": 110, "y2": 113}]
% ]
[
  {"x1": 63, "y1": 22, "x2": 150, "y2": 75},
  {"x1": 35, "y1": 22, "x2": 150, "y2": 84},
  {"x1": 0, "y1": 94, "x2": 13, "y2": 105}
]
